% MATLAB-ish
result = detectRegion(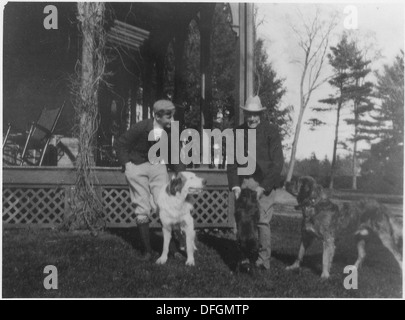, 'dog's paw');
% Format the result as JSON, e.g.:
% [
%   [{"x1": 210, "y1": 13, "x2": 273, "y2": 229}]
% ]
[
  {"x1": 286, "y1": 262, "x2": 300, "y2": 271},
  {"x1": 173, "y1": 252, "x2": 185, "y2": 260},
  {"x1": 185, "y1": 259, "x2": 195, "y2": 266},
  {"x1": 155, "y1": 256, "x2": 167, "y2": 265},
  {"x1": 320, "y1": 272, "x2": 330, "y2": 280}
]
